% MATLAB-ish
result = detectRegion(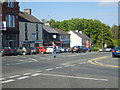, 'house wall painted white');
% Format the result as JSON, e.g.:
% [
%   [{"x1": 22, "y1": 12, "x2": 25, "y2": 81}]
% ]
[{"x1": 68, "y1": 31, "x2": 82, "y2": 47}]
